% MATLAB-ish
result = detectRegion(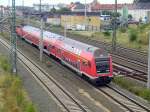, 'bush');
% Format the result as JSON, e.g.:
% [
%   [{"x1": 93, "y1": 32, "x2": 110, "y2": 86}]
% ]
[
  {"x1": 139, "y1": 89, "x2": 150, "y2": 101},
  {"x1": 0, "y1": 55, "x2": 10, "y2": 72},
  {"x1": 103, "y1": 31, "x2": 111, "y2": 37},
  {"x1": 138, "y1": 32, "x2": 149, "y2": 45},
  {"x1": 1, "y1": 75, "x2": 37, "y2": 112},
  {"x1": 129, "y1": 29, "x2": 138, "y2": 42},
  {"x1": 119, "y1": 27, "x2": 127, "y2": 33},
  {"x1": 139, "y1": 24, "x2": 149, "y2": 31}
]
